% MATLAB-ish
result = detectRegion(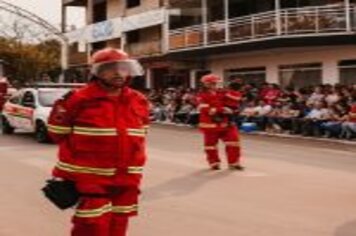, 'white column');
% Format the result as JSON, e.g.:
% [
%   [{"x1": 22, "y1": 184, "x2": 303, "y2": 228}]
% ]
[
  {"x1": 266, "y1": 64, "x2": 279, "y2": 84},
  {"x1": 224, "y1": 0, "x2": 230, "y2": 43},
  {"x1": 202, "y1": 0, "x2": 208, "y2": 46},
  {"x1": 162, "y1": 8, "x2": 170, "y2": 53},
  {"x1": 190, "y1": 70, "x2": 197, "y2": 89},
  {"x1": 87, "y1": 43, "x2": 93, "y2": 64},
  {"x1": 345, "y1": 0, "x2": 351, "y2": 32},
  {"x1": 323, "y1": 60, "x2": 339, "y2": 85},
  {"x1": 120, "y1": 33, "x2": 126, "y2": 50},
  {"x1": 146, "y1": 68, "x2": 152, "y2": 89},
  {"x1": 275, "y1": 0, "x2": 282, "y2": 35},
  {"x1": 59, "y1": 39, "x2": 69, "y2": 83}
]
